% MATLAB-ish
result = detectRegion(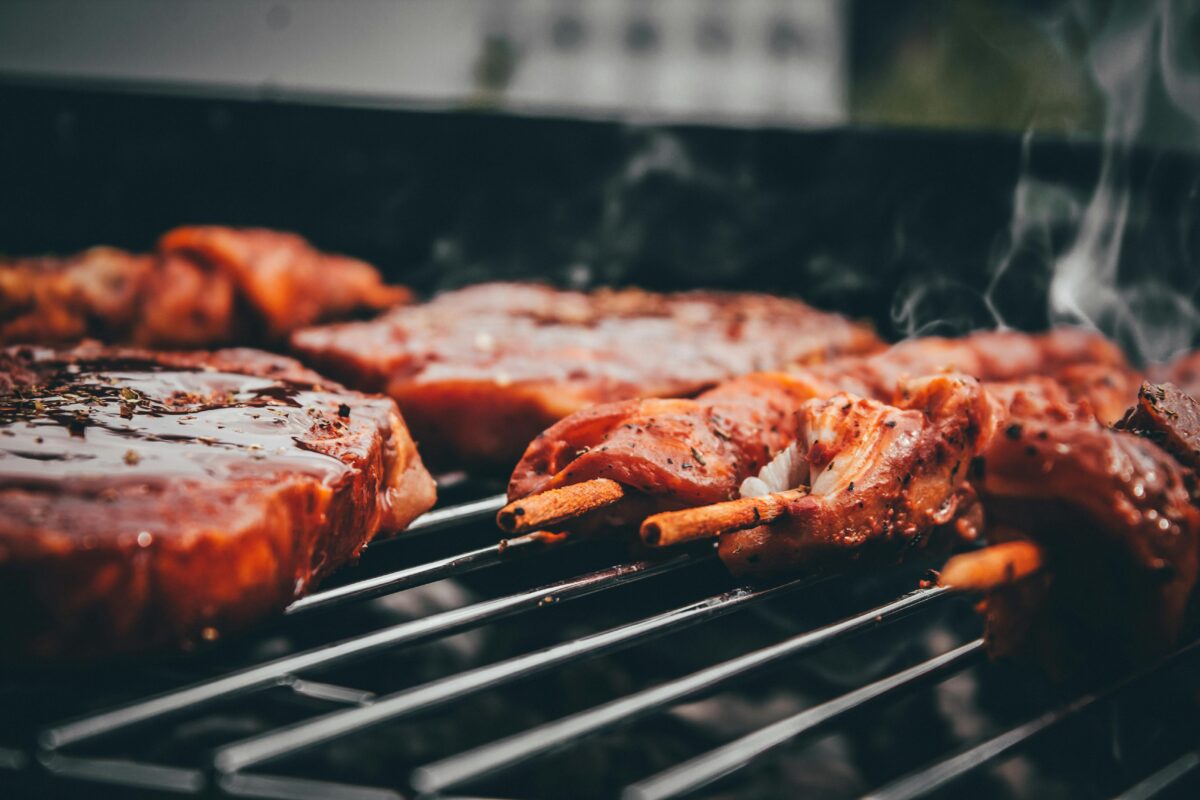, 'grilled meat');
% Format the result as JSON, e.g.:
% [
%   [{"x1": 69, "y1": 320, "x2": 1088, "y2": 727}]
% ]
[
  {"x1": 291, "y1": 283, "x2": 882, "y2": 469},
  {"x1": 1, "y1": 227, "x2": 408, "y2": 349},
  {"x1": 0, "y1": 343, "x2": 436, "y2": 662},
  {"x1": 1116, "y1": 382, "x2": 1200, "y2": 474},
  {"x1": 509, "y1": 329, "x2": 1133, "y2": 527},
  {"x1": 719, "y1": 374, "x2": 1002, "y2": 577},
  {"x1": 0, "y1": 247, "x2": 155, "y2": 346},
  {"x1": 970, "y1": 383, "x2": 1200, "y2": 678}
]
